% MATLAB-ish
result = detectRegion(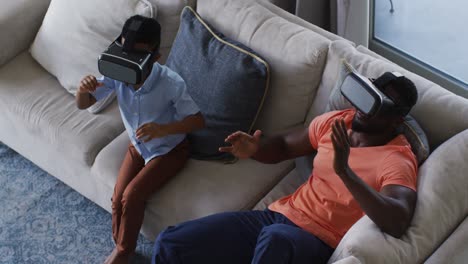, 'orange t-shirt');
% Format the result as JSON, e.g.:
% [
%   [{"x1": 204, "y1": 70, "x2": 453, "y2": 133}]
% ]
[{"x1": 268, "y1": 109, "x2": 418, "y2": 248}]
